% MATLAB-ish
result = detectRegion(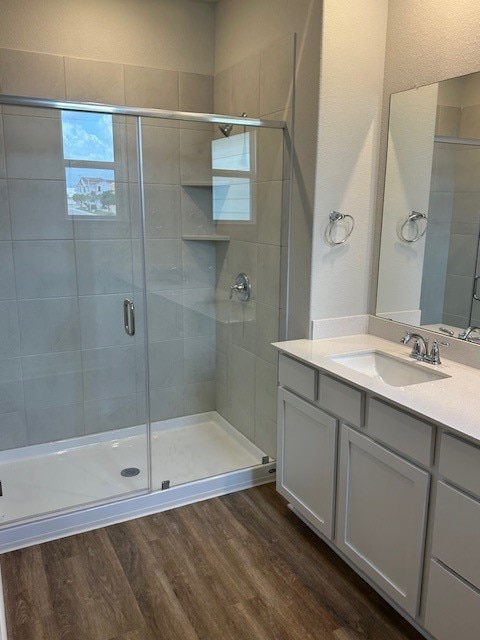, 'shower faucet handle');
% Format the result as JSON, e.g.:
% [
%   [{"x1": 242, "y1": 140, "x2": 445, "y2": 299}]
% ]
[
  {"x1": 229, "y1": 273, "x2": 251, "y2": 302},
  {"x1": 229, "y1": 283, "x2": 245, "y2": 299}
]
